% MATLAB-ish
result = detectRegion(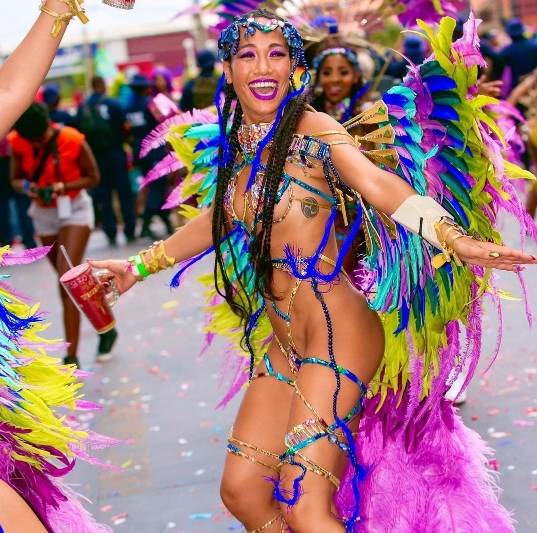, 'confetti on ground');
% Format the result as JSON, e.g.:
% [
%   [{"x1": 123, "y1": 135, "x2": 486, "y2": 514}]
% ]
[{"x1": 162, "y1": 300, "x2": 179, "y2": 309}]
